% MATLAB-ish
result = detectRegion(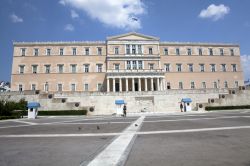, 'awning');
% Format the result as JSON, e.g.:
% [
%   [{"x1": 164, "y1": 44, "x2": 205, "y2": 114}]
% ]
[
  {"x1": 181, "y1": 98, "x2": 192, "y2": 103},
  {"x1": 27, "y1": 102, "x2": 41, "y2": 108},
  {"x1": 115, "y1": 100, "x2": 125, "y2": 105}
]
